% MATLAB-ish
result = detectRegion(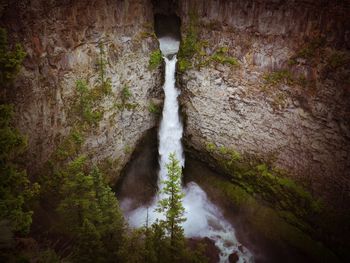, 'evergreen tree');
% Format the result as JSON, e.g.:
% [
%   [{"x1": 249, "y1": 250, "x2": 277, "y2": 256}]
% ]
[
  {"x1": 0, "y1": 27, "x2": 26, "y2": 86},
  {"x1": 0, "y1": 28, "x2": 35, "y2": 236},
  {"x1": 57, "y1": 159, "x2": 125, "y2": 262},
  {"x1": 57, "y1": 155, "x2": 101, "y2": 235},
  {"x1": 75, "y1": 219, "x2": 105, "y2": 263},
  {"x1": 156, "y1": 153, "x2": 186, "y2": 262},
  {"x1": 0, "y1": 104, "x2": 39, "y2": 235},
  {"x1": 91, "y1": 166, "x2": 125, "y2": 261}
]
